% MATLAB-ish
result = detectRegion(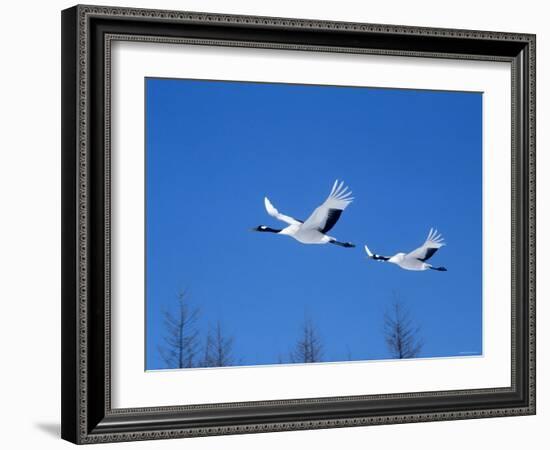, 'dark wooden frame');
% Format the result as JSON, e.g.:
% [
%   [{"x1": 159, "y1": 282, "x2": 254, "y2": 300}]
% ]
[{"x1": 61, "y1": 4, "x2": 536, "y2": 444}]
